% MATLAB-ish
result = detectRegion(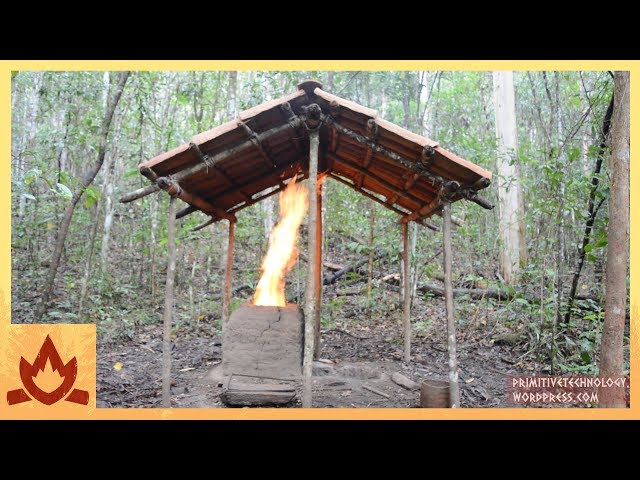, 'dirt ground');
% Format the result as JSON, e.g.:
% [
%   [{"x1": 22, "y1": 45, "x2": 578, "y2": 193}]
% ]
[{"x1": 97, "y1": 297, "x2": 533, "y2": 408}]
